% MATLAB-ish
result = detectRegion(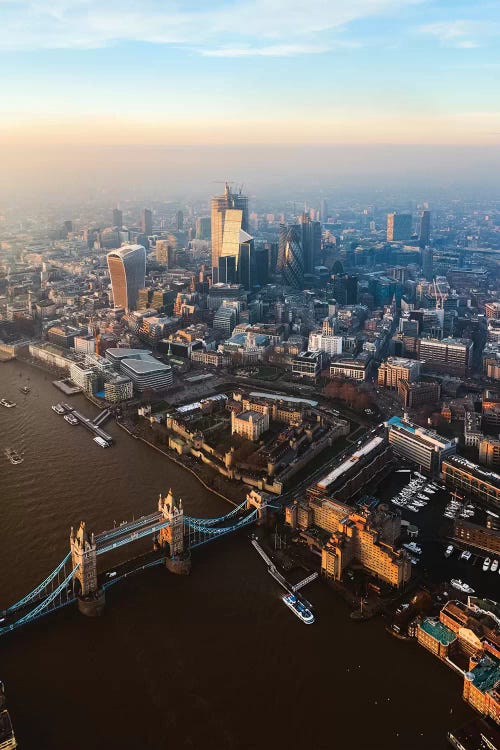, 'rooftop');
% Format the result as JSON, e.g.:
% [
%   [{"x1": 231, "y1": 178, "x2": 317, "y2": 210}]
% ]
[
  {"x1": 468, "y1": 654, "x2": 500, "y2": 694},
  {"x1": 317, "y1": 436, "x2": 385, "y2": 490},
  {"x1": 420, "y1": 618, "x2": 456, "y2": 646}
]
